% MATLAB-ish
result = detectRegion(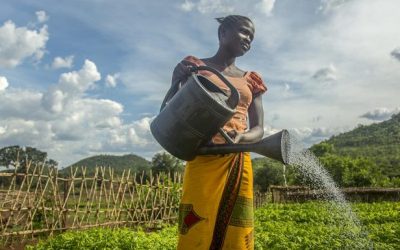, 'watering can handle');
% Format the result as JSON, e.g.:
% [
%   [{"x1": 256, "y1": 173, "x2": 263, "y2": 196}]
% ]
[
  {"x1": 190, "y1": 65, "x2": 240, "y2": 109},
  {"x1": 190, "y1": 65, "x2": 239, "y2": 144},
  {"x1": 218, "y1": 128, "x2": 235, "y2": 144}
]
